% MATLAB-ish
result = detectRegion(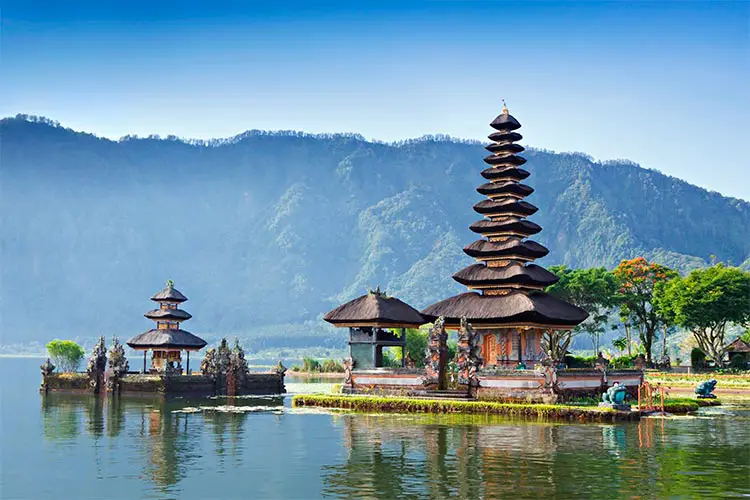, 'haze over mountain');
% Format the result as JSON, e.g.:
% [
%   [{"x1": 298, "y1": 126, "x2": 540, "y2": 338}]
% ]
[{"x1": 2, "y1": 115, "x2": 749, "y2": 353}]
